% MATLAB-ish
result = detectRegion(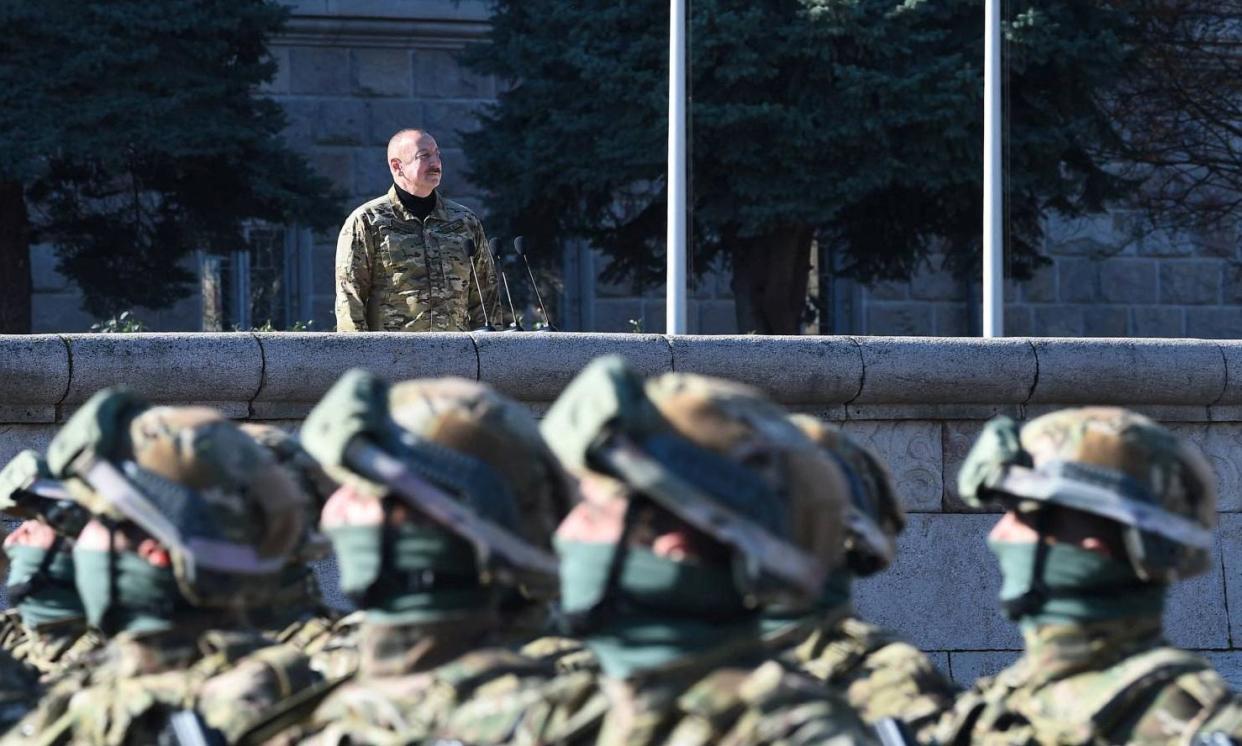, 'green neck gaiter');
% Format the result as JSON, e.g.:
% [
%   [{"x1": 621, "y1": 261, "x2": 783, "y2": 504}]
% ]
[
  {"x1": 760, "y1": 567, "x2": 852, "y2": 636},
  {"x1": 988, "y1": 539, "x2": 1165, "y2": 629},
  {"x1": 72, "y1": 548, "x2": 184, "y2": 635},
  {"x1": 5, "y1": 544, "x2": 85, "y2": 628},
  {"x1": 326, "y1": 523, "x2": 493, "y2": 624},
  {"x1": 557, "y1": 539, "x2": 755, "y2": 679}
]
